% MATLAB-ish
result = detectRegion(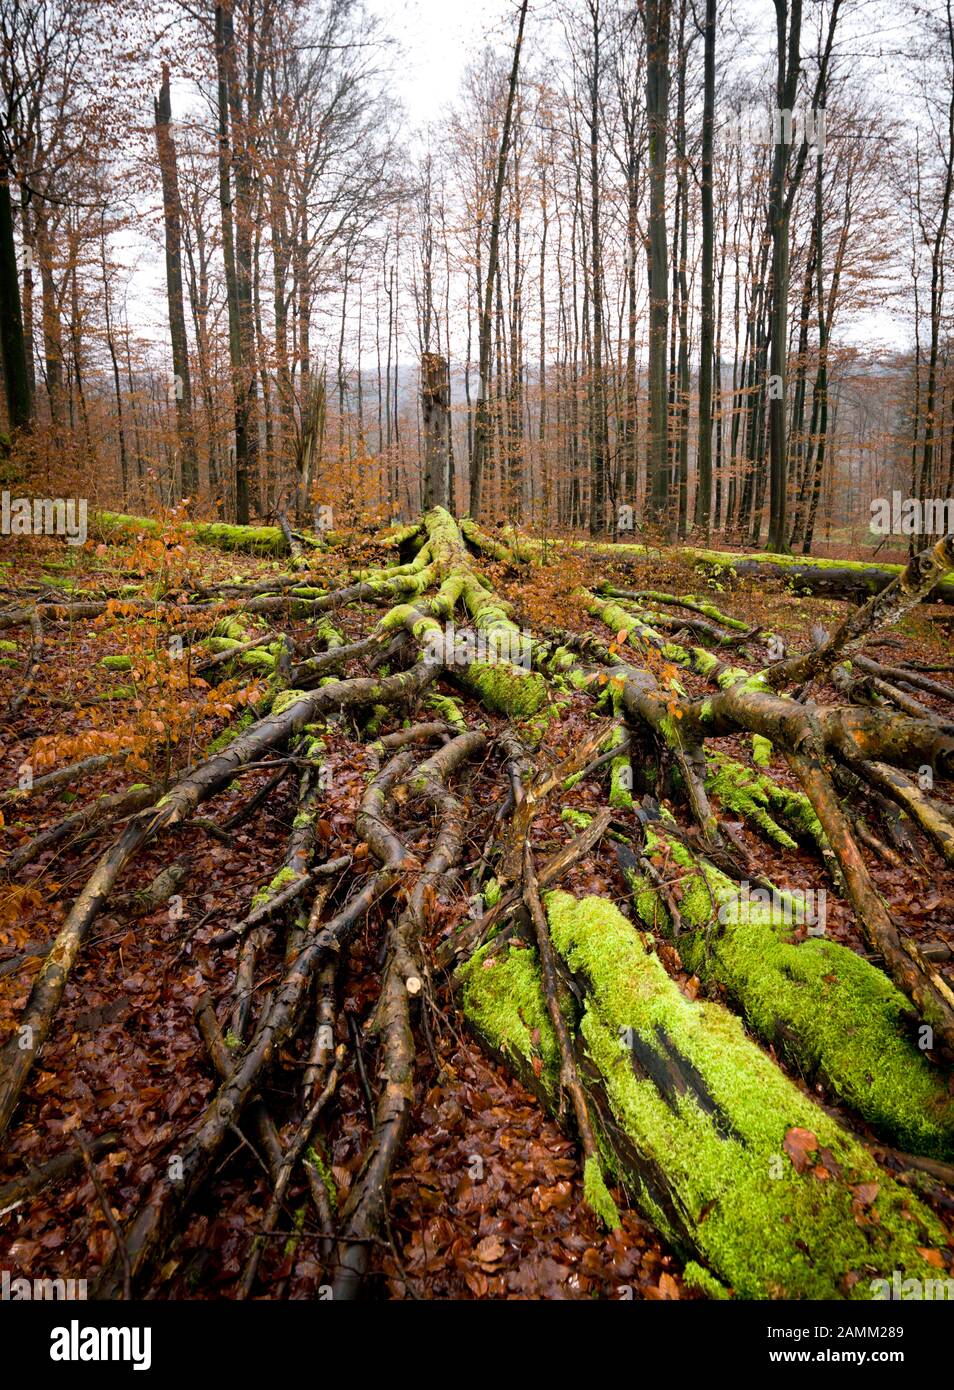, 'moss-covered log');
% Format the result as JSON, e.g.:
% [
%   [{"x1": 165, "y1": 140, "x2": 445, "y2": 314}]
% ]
[
  {"x1": 460, "y1": 889, "x2": 950, "y2": 1299},
  {"x1": 617, "y1": 828, "x2": 954, "y2": 1159},
  {"x1": 556, "y1": 537, "x2": 954, "y2": 606},
  {"x1": 94, "y1": 511, "x2": 322, "y2": 557}
]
